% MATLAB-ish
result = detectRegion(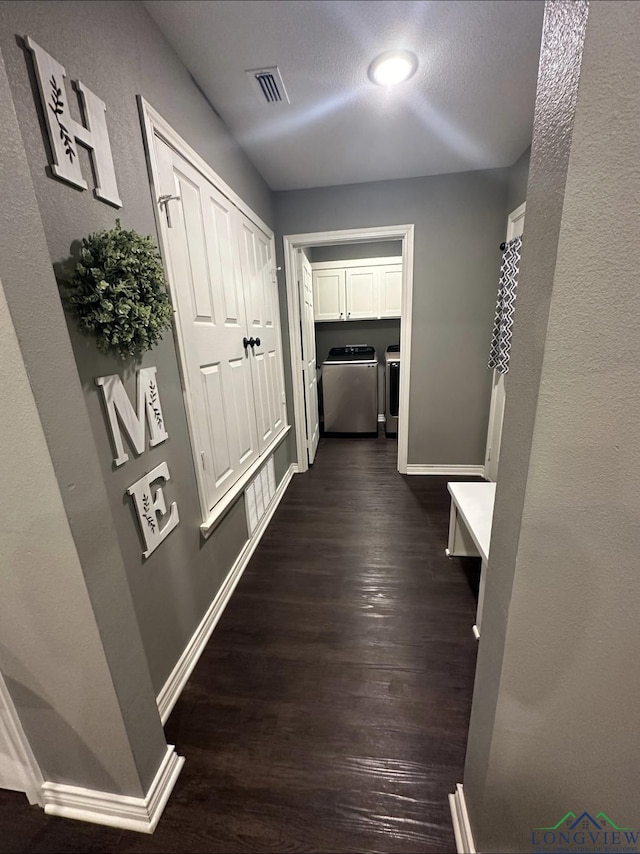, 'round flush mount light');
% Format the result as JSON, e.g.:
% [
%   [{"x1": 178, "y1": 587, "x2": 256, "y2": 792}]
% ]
[{"x1": 368, "y1": 50, "x2": 418, "y2": 86}]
